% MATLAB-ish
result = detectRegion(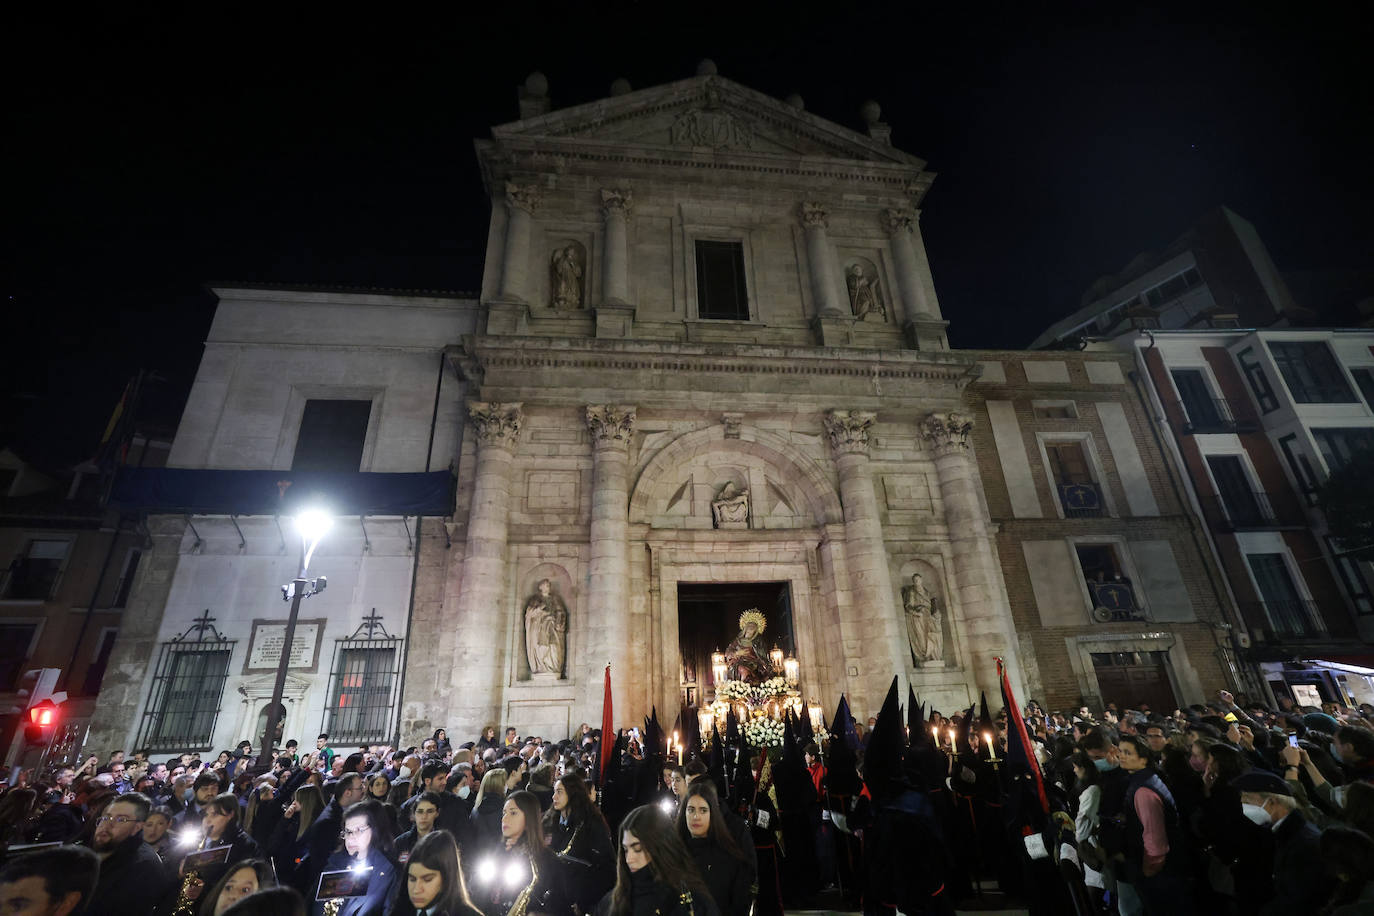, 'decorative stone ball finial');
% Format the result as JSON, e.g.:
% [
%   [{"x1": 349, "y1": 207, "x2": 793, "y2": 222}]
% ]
[
  {"x1": 610, "y1": 78, "x2": 632, "y2": 97},
  {"x1": 859, "y1": 99, "x2": 882, "y2": 125},
  {"x1": 524, "y1": 71, "x2": 549, "y2": 98},
  {"x1": 696, "y1": 58, "x2": 718, "y2": 77},
  {"x1": 784, "y1": 93, "x2": 805, "y2": 110}
]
